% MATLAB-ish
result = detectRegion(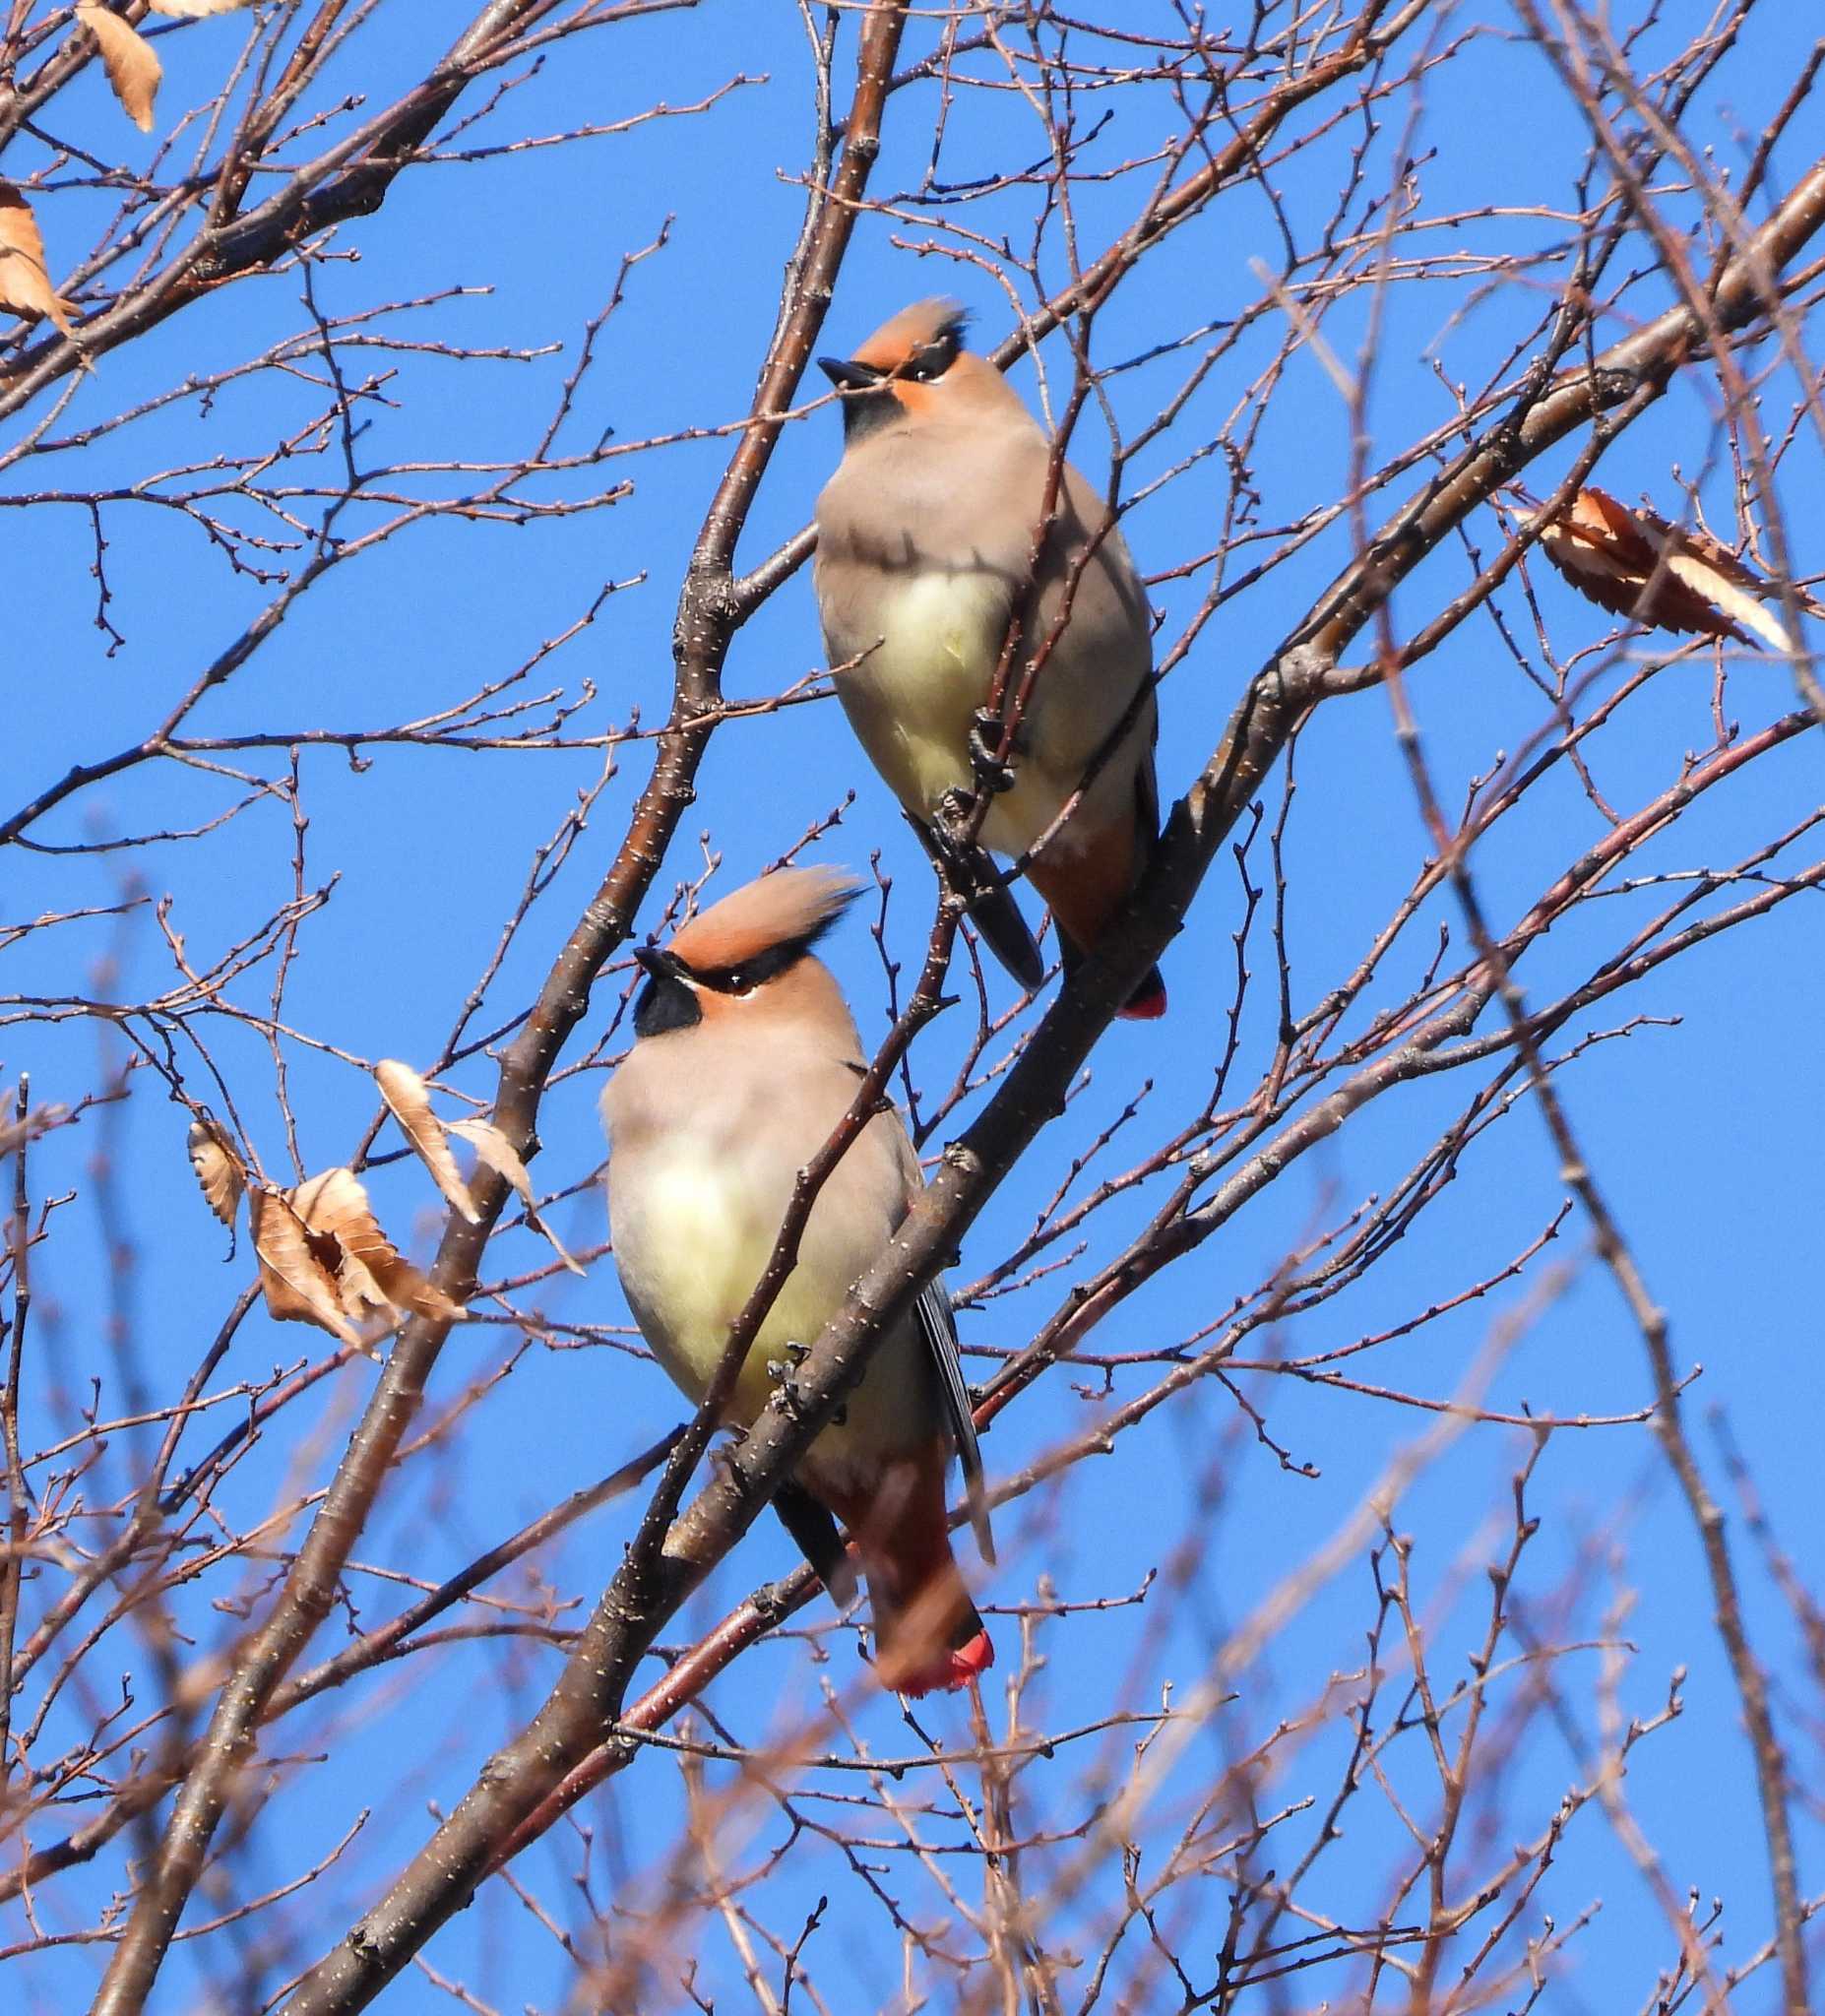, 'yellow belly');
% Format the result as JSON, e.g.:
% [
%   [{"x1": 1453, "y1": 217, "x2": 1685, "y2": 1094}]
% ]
[
  {"x1": 840, "y1": 575, "x2": 1066, "y2": 855},
  {"x1": 613, "y1": 1145, "x2": 926, "y2": 1485},
  {"x1": 631, "y1": 1158, "x2": 835, "y2": 1419}
]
